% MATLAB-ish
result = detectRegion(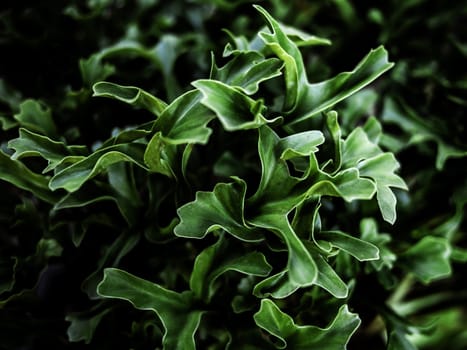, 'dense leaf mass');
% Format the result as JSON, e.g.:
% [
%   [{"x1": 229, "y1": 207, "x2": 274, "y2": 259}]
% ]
[{"x1": 0, "y1": 1, "x2": 466, "y2": 349}]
